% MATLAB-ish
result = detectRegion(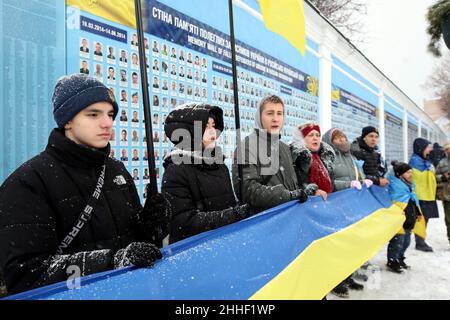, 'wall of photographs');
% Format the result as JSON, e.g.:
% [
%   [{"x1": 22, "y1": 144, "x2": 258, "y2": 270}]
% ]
[
  {"x1": 331, "y1": 85, "x2": 378, "y2": 143},
  {"x1": 422, "y1": 126, "x2": 429, "y2": 140},
  {"x1": 408, "y1": 116, "x2": 419, "y2": 158},
  {"x1": 66, "y1": 0, "x2": 320, "y2": 200},
  {"x1": 0, "y1": 1, "x2": 65, "y2": 182},
  {"x1": 331, "y1": 59, "x2": 380, "y2": 145},
  {"x1": 384, "y1": 102, "x2": 405, "y2": 165},
  {"x1": 1, "y1": 0, "x2": 444, "y2": 185}
]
